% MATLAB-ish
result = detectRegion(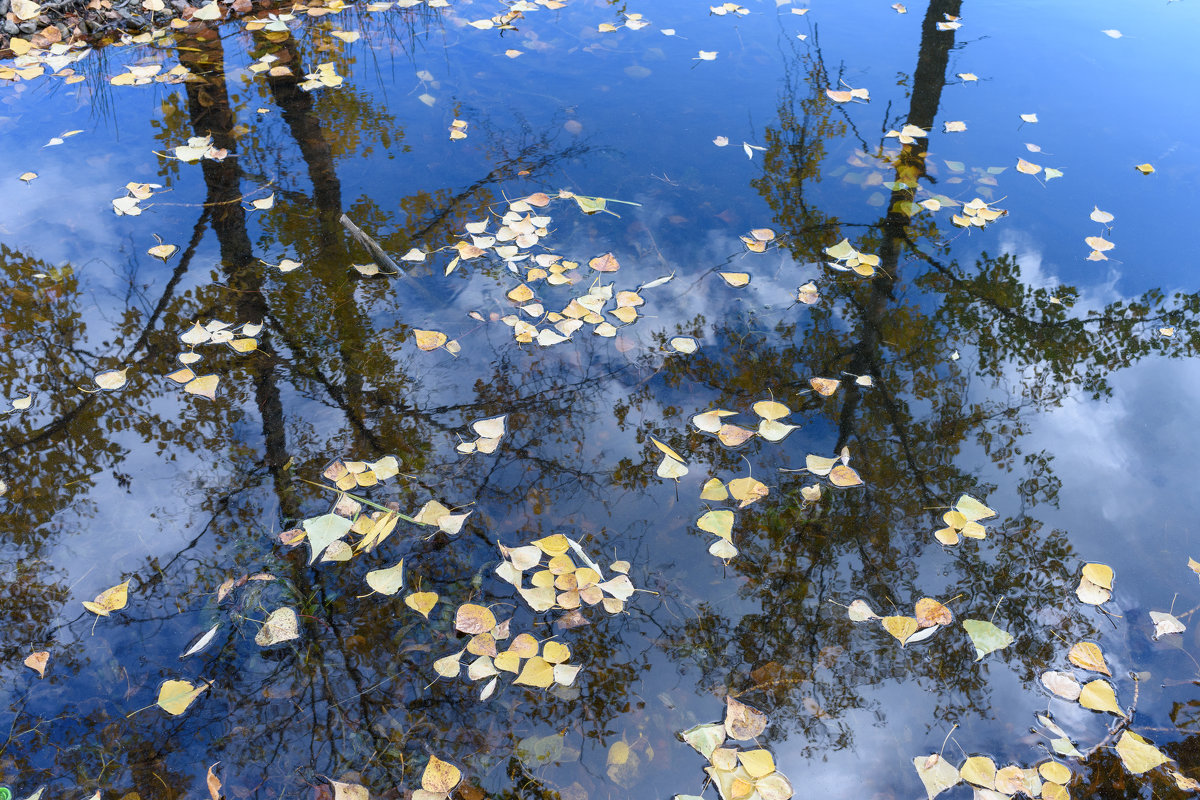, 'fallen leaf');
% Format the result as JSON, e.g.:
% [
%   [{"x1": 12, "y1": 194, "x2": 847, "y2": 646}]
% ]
[
  {"x1": 1041, "y1": 670, "x2": 1082, "y2": 701},
  {"x1": 1116, "y1": 731, "x2": 1169, "y2": 774},
  {"x1": 405, "y1": 591, "x2": 439, "y2": 618},
  {"x1": 184, "y1": 374, "x2": 220, "y2": 401},
  {"x1": 156, "y1": 679, "x2": 210, "y2": 715},
  {"x1": 724, "y1": 696, "x2": 767, "y2": 740},
  {"x1": 1079, "y1": 679, "x2": 1123, "y2": 716},
  {"x1": 455, "y1": 603, "x2": 497, "y2": 634},
  {"x1": 914, "y1": 754, "x2": 962, "y2": 800},
  {"x1": 365, "y1": 559, "x2": 405, "y2": 595},
  {"x1": 83, "y1": 580, "x2": 130, "y2": 616},
  {"x1": 962, "y1": 619, "x2": 1013, "y2": 660},
  {"x1": 915, "y1": 598, "x2": 953, "y2": 627},
  {"x1": 255, "y1": 606, "x2": 299, "y2": 646},
  {"x1": 1150, "y1": 611, "x2": 1185, "y2": 639},
  {"x1": 882, "y1": 615, "x2": 919, "y2": 645},
  {"x1": 422, "y1": 754, "x2": 462, "y2": 794},
  {"x1": 24, "y1": 650, "x2": 49, "y2": 677},
  {"x1": 1068, "y1": 641, "x2": 1110, "y2": 675},
  {"x1": 414, "y1": 329, "x2": 448, "y2": 350},
  {"x1": 1135, "y1": 163, "x2": 1155, "y2": 174}
]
